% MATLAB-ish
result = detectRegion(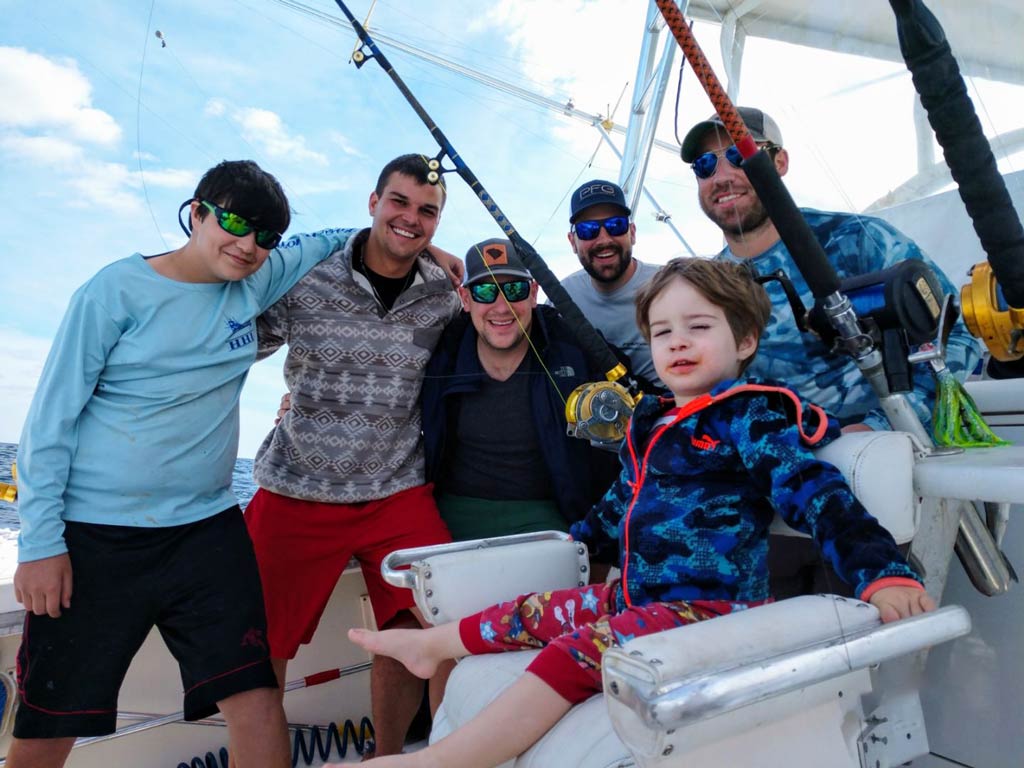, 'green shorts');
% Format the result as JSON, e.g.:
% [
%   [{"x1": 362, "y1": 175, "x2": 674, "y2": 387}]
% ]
[{"x1": 437, "y1": 493, "x2": 567, "y2": 541}]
